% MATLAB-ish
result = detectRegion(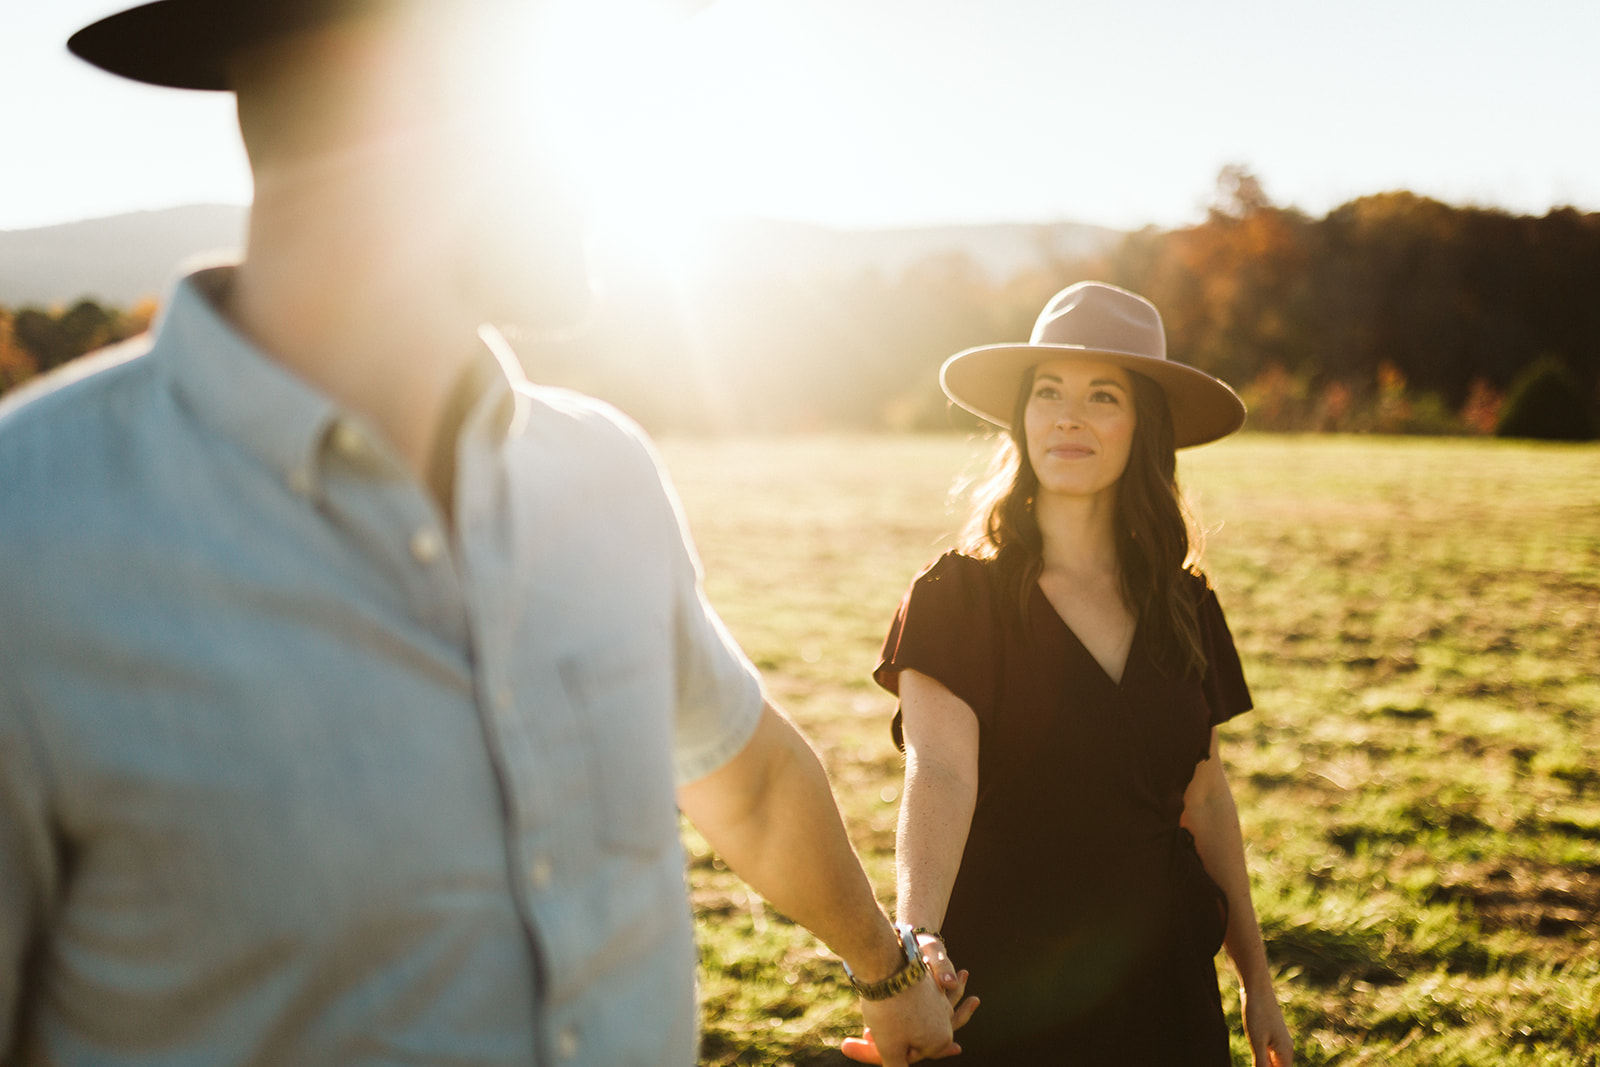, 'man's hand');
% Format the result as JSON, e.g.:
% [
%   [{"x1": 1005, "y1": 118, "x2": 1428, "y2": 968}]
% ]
[
  {"x1": 841, "y1": 936, "x2": 979, "y2": 1065},
  {"x1": 854, "y1": 973, "x2": 958, "y2": 1066}
]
